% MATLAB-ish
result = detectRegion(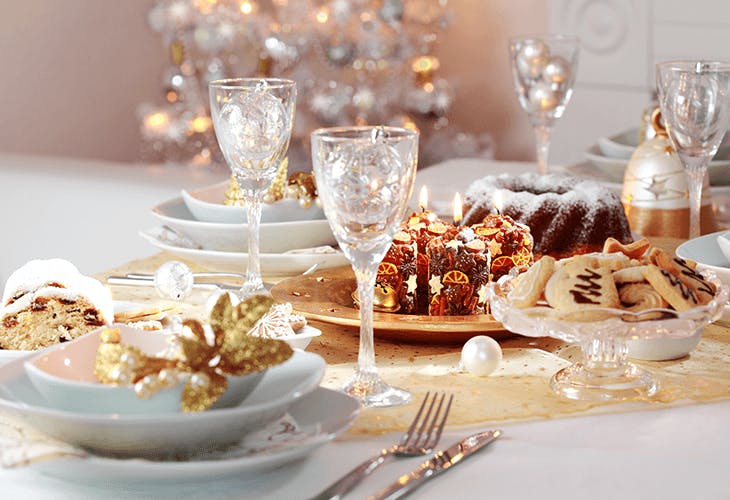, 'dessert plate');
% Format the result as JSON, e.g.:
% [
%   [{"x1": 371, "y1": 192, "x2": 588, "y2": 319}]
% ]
[
  {"x1": 30, "y1": 387, "x2": 359, "y2": 483},
  {"x1": 270, "y1": 266, "x2": 511, "y2": 344},
  {"x1": 675, "y1": 230, "x2": 730, "y2": 285},
  {"x1": 152, "y1": 196, "x2": 335, "y2": 253},
  {"x1": 140, "y1": 227, "x2": 349, "y2": 276},
  {"x1": 182, "y1": 180, "x2": 325, "y2": 224},
  {"x1": 0, "y1": 349, "x2": 325, "y2": 457}
]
